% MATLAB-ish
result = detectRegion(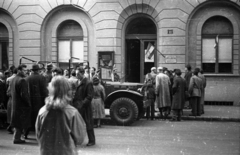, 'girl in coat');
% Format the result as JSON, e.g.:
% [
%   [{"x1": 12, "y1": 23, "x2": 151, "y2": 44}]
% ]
[
  {"x1": 91, "y1": 76, "x2": 106, "y2": 127},
  {"x1": 35, "y1": 76, "x2": 86, "y2": 155}
]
